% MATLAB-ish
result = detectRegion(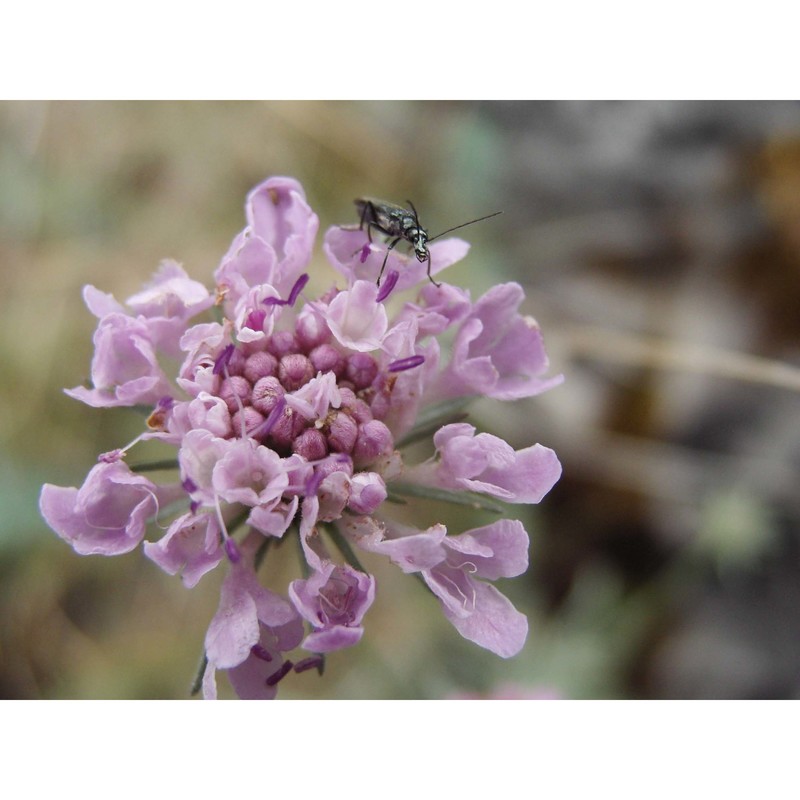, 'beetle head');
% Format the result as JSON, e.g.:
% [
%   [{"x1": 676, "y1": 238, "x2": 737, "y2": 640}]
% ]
[{"x1": 413, "y1": 231, "x2": 429, "y2": 262}]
